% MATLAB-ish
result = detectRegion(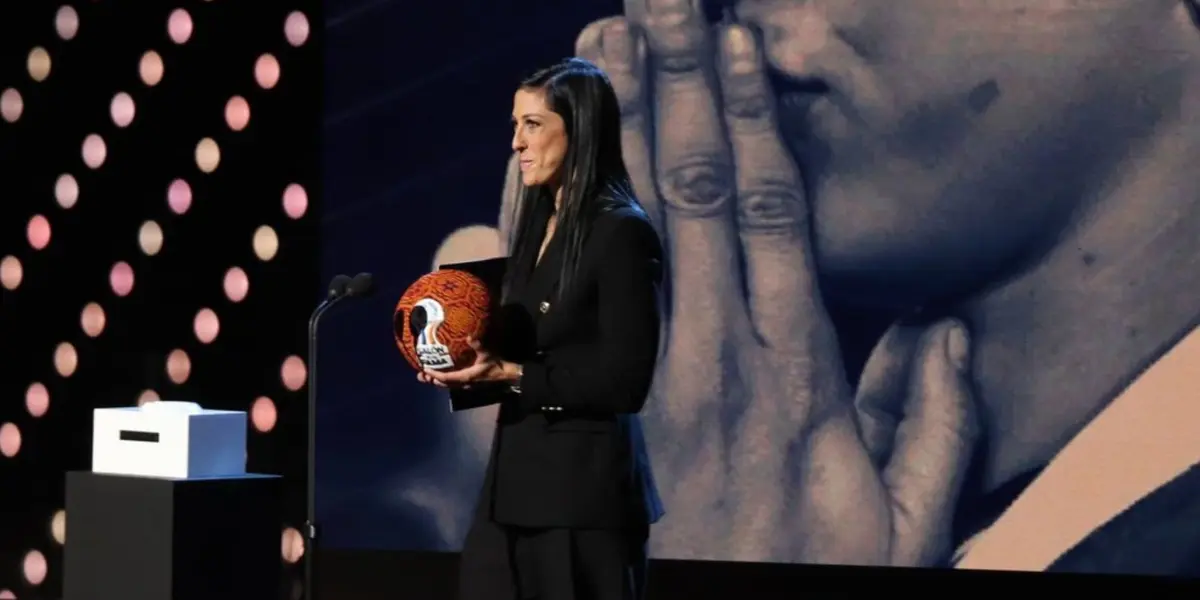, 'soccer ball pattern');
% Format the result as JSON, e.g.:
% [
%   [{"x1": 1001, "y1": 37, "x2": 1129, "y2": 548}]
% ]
[{"x1": 394, "y1": 269, "x2": 491, "y2": 372}]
